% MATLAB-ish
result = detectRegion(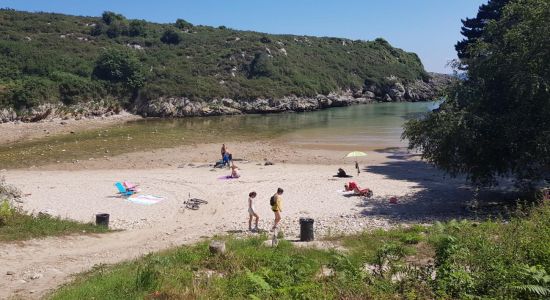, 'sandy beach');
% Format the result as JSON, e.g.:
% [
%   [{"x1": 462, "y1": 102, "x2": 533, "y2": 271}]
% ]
[
  {"x1": 0, "y1": 140, "x2": 485, "y2": 299},
  {"x1": 3, "y1": 118, "x2": 515, "y2": 299}
]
